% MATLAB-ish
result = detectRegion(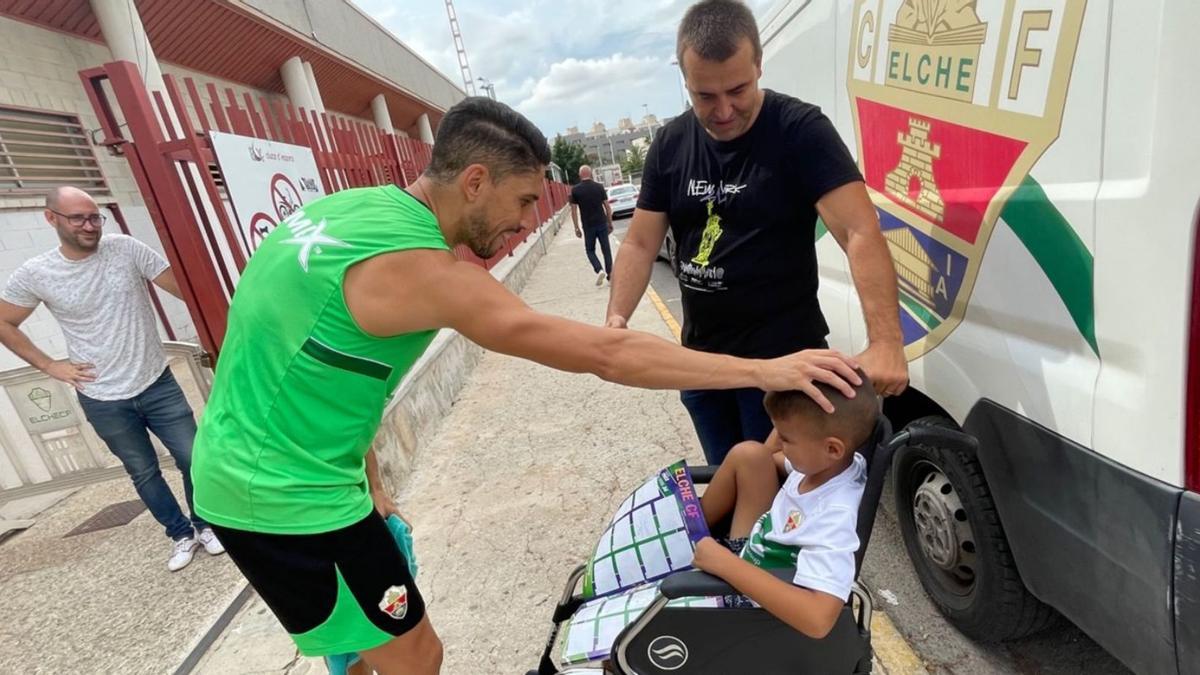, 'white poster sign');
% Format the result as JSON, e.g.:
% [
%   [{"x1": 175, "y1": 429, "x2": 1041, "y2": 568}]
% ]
[{"x1": 209, "y1": 131, "x2": 326, "y2": 254}]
